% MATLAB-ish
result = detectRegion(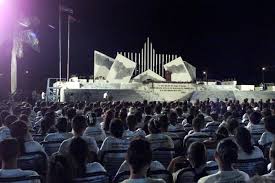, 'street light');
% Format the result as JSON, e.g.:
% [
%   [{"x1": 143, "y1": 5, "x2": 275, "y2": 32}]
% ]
[
  {"x1": 203, "y1": 71, "x2": 208, "y2": 85},
  {"x1": 262, "y1": 67, "x2": 266, "y2": 84}
]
